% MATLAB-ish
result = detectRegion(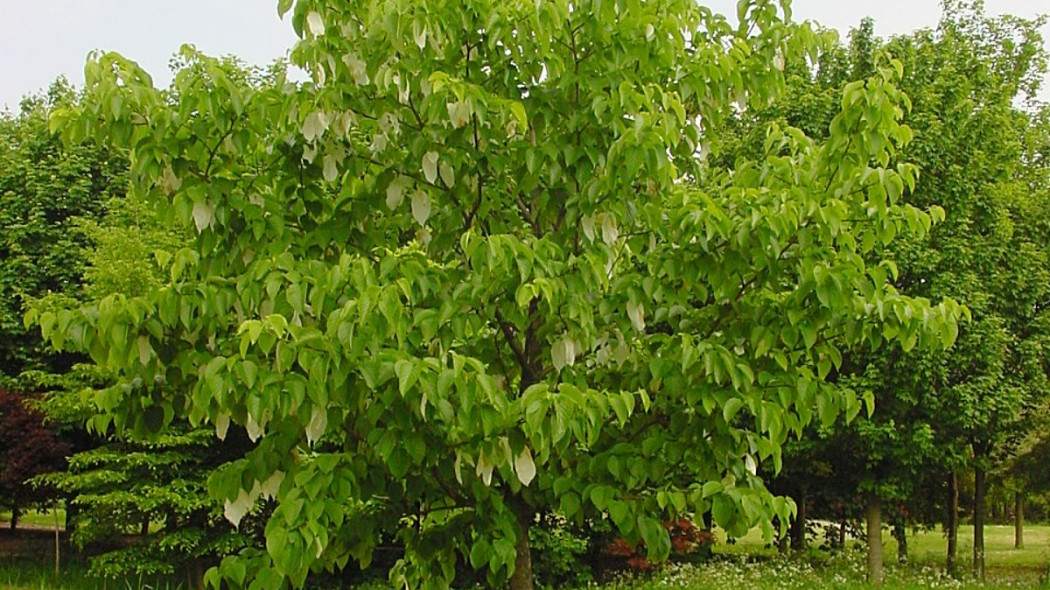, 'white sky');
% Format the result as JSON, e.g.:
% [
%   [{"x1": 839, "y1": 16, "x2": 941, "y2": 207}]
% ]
[{"x1": 1, "y1": 0, "x2": 1048, "y2": 111}]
